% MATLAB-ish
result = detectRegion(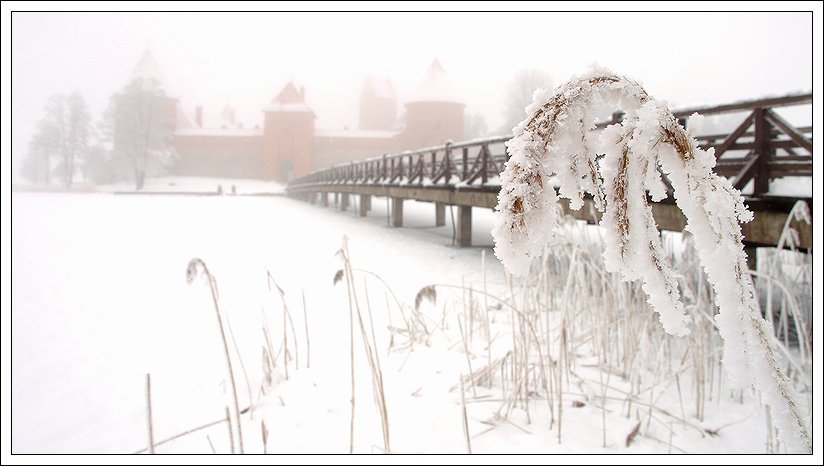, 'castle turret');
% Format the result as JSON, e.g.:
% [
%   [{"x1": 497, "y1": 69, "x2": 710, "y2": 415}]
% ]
[
  {"x1": 130, "y1": 49, "x2": 165, "y2": 88},
  {"x1": 262, "y1": 82, "x2": 315, "y2": 181},
  {"x1": 125, "y1": 49, "x2": 178, "y2": 139},
  {"x1": 402, "y1": 59, "x2": 465, "y2": 148},
  {"x1": 119, "y1": 50, "x2": 178, "y2": 153}
]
